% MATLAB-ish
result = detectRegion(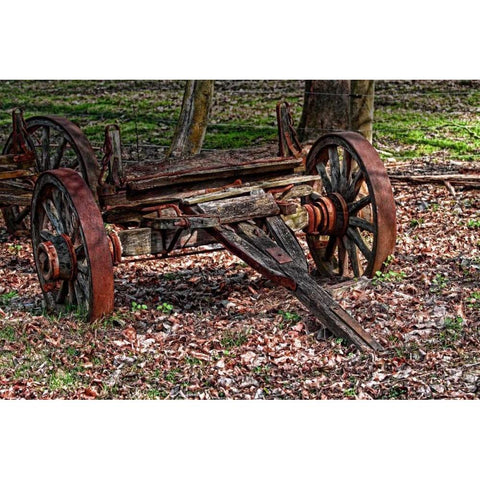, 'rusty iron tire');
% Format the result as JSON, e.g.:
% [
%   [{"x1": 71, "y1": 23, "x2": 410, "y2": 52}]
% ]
[
  {"x1": 31, "y1": 168, "x2": 114, "y2": 321},
  {"x1": 305, "y1": 131, "x2": 396, "y2": 278},
  {"x1": 2, "y1": 116, "x2": 100, "y2": 234}
]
